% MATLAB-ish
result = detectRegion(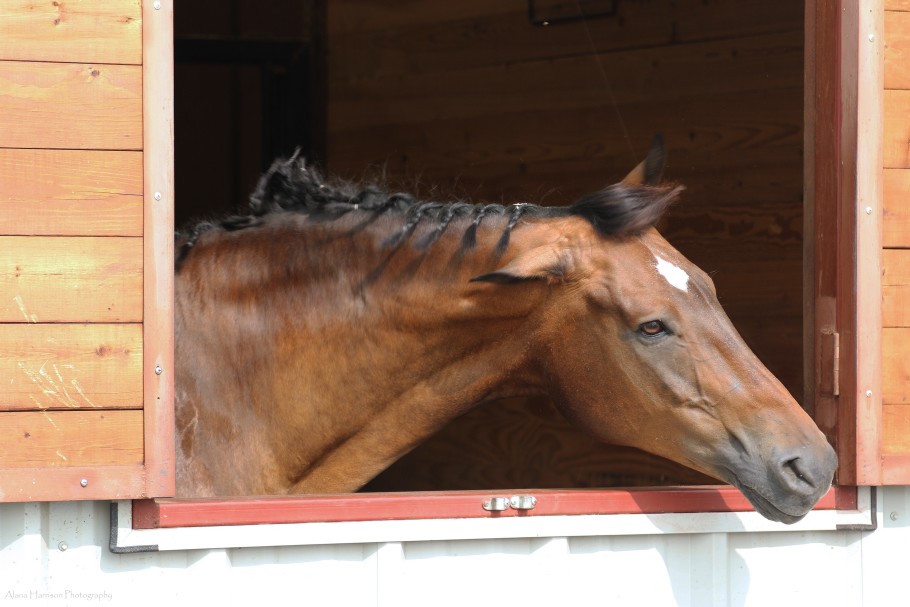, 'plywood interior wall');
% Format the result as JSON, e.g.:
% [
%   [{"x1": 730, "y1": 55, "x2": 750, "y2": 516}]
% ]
[
  {"x1": 327, "y1": 0, "x2": 804, "y2": 490},
  {"x1": 881, "y1": 2, "x2": 910, "y2": 472},
  {"x1": 0, "y1": 0, "x2": 146, "y2": 498}
]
